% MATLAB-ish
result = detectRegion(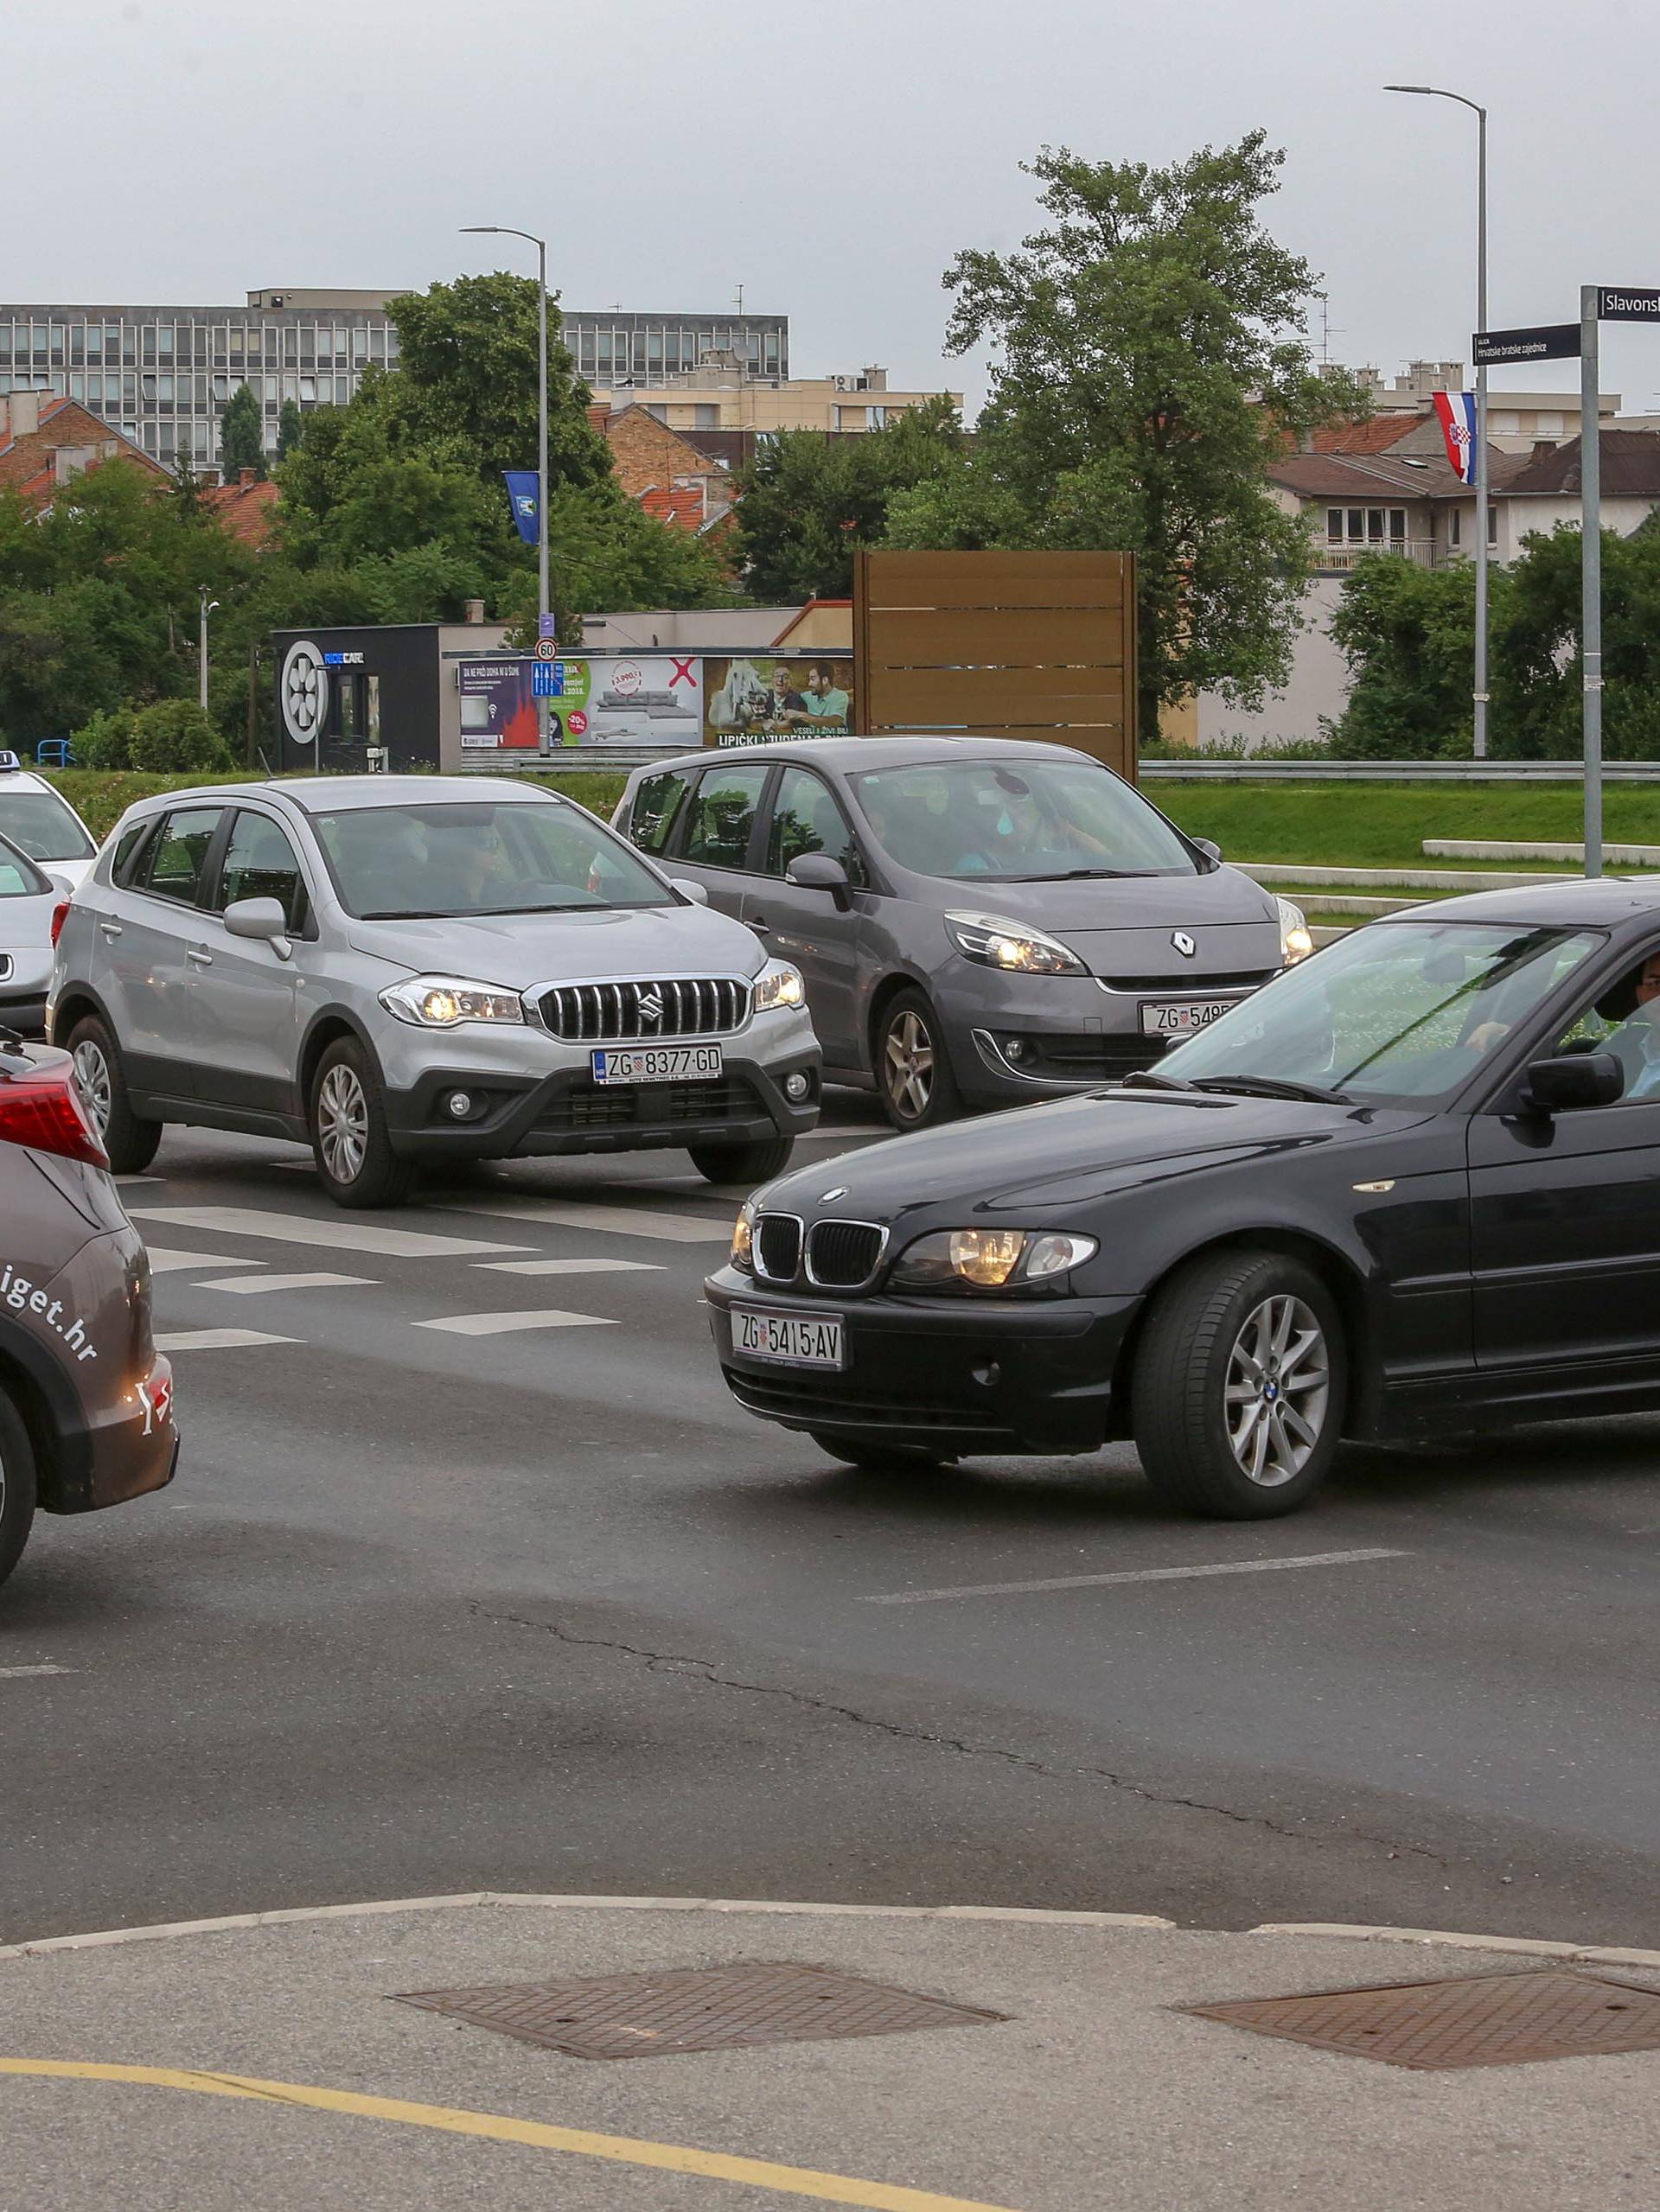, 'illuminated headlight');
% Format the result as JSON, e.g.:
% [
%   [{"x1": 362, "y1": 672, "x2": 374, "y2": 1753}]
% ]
[
  {"x1": 731, "y1": 1197, "x2": 757, "y2": 1272},
  {"x1": 889, "y1": 1227, "x2": 1099, "y2": 1292},
  {"x1": 947, "y1": 912, "x2": 1087, "y2": 977},
  {"x1": 1277, "y1": 897, "x2": 1314, "y2": 966},
  {"x1": 752, "y1": 960, "x2": 806, "y2": 1012},
  {"x1": 379, "y1": 976, "x2": 525, "y2": 1028}
]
